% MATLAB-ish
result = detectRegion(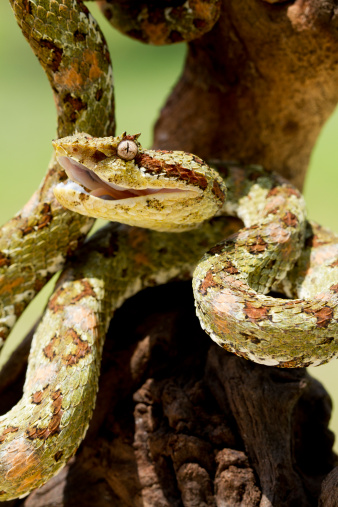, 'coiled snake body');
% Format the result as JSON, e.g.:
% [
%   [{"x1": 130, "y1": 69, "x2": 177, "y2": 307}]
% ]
[{"x1": 0, "y1": 0, "x2": 338, "y2": 500}]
